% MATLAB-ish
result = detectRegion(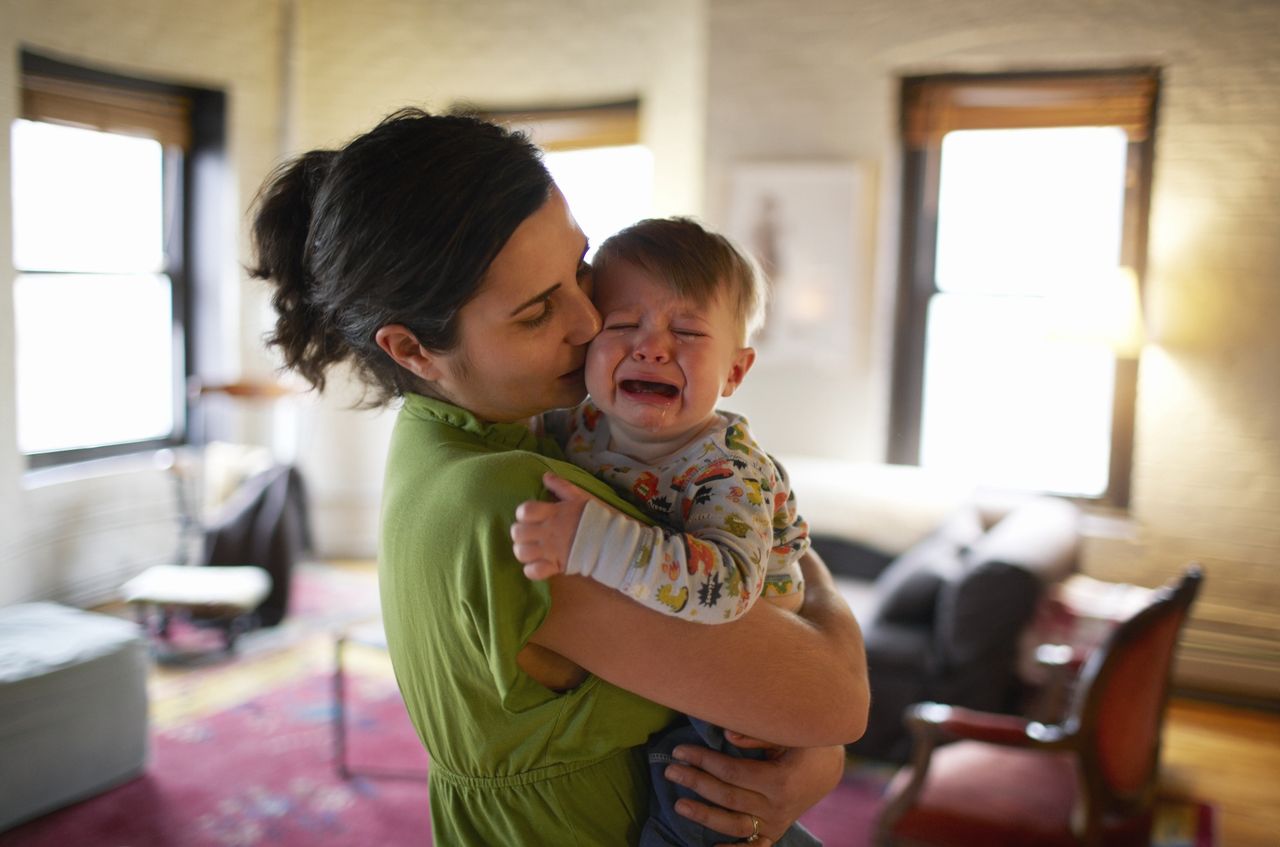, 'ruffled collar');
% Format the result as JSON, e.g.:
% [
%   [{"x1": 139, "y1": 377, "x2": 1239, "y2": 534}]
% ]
[{"x1": 400, "y1": 393, "x2": 541, "y2": 452}]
